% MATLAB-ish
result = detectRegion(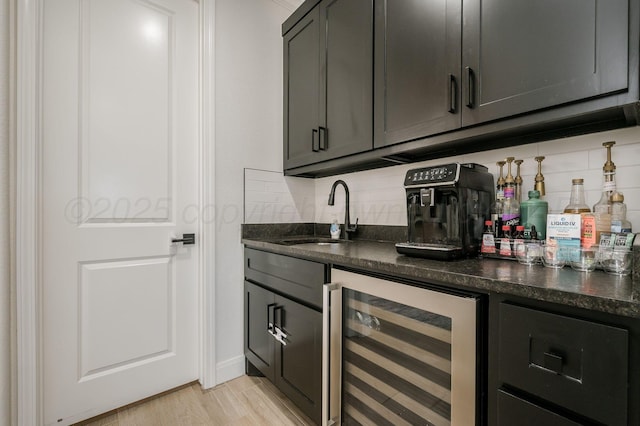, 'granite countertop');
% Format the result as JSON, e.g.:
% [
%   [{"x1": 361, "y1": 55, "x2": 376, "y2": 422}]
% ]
[{"x1": 242, "y1": 225, "x2": 640, "y2": 319}]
